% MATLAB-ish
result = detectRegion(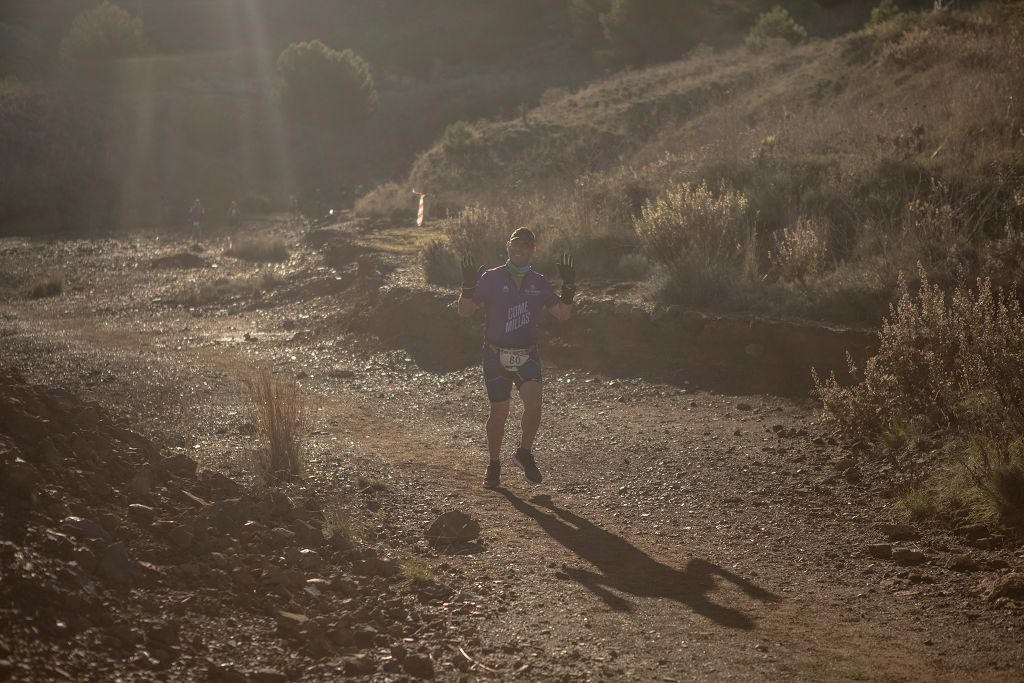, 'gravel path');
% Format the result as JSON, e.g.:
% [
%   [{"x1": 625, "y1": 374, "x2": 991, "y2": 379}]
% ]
[{"x1": 2, "y1": 223, "x2": 1023, "y2": 680}]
